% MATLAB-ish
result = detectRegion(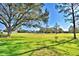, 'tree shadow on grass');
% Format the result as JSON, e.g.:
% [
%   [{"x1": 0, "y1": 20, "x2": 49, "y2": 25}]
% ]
[
  {"x1": 15, "y1": 39, "x2": 73, "y2": 56},
  {"x1": 47, "y1": 46, "x2": 70, "y2": 55},
  {"x1": 0, "y1": 38, "x2": 77, "y2": 56}
]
